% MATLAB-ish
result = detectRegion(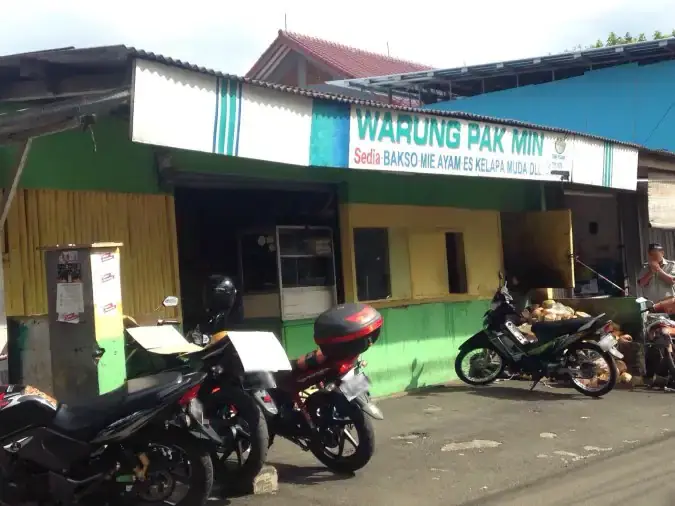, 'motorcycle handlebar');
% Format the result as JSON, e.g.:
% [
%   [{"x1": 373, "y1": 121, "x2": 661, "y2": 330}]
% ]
[{"x1": 157, "y1": 319, "x2": 180, "y2": 326}]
